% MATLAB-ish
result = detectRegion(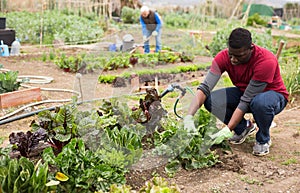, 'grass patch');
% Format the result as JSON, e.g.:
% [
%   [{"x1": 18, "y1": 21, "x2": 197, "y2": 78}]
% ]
[
  {"x1": 281, "y1": 158, "x2": 298, "y2": 165},
  {"x1": 240, "y1": 176, "x2": 263, "y2": 186}
]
